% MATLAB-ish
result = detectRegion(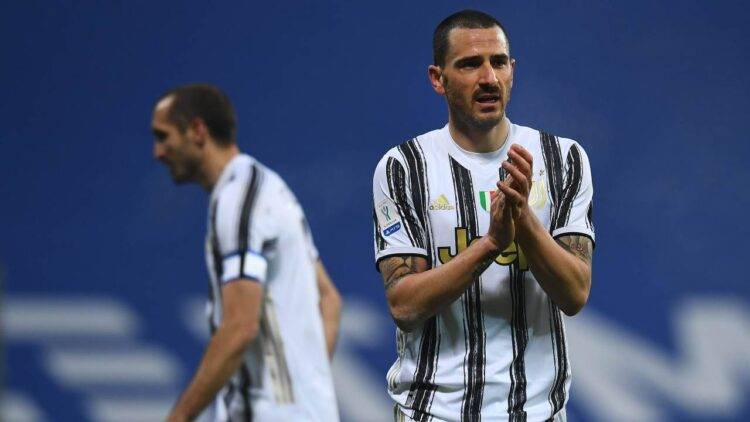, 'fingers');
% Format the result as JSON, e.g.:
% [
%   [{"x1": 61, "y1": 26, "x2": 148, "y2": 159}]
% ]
[
  {"x1": 501, "y1": 145, "x2": 533, "y2": 199},
  {"x1": 490, "y1": 189, "x2": 514, "y2": 222},
  {"x1": 500, "y1": 174, "x2": 514, "y2": 188},
  {"x1": 489, "y1": 189, "x2": 508, "y2": 220},
  {"x1": 507, "y1": 149, "x2": 532, "y2": 180},
  {"x1": 490, "y1": 188, "x2": 505, "y2": 208},
  {"x1": 497, "y1": 181, "x2": 526, "y2": 207},
  {"x1": 501, "y1": 161, "x2": 530, "y2": 195},
  {"x1": 504, "y1": 195, "x2": 517, "y2": 220},
  {"x1": 510, "y1": 144, "x2": 534, "y2": 167}
]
